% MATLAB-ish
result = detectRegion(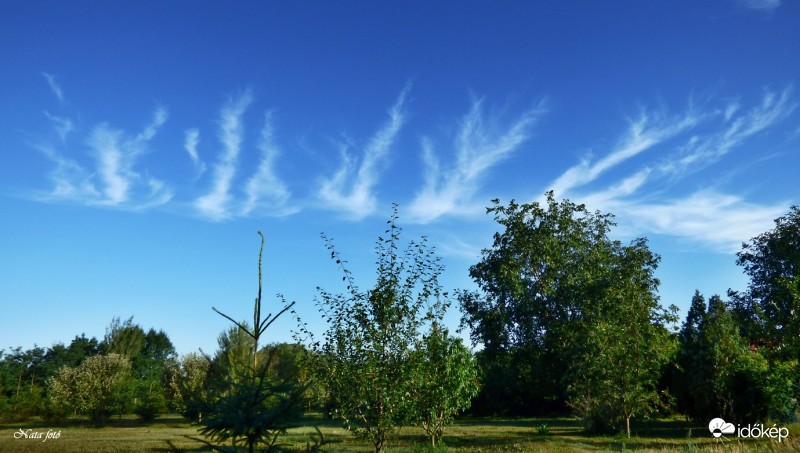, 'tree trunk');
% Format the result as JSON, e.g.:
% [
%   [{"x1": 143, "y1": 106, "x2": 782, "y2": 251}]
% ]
[{"x1": 626, "y1": 416, "x2": 631, "y2": 437}]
